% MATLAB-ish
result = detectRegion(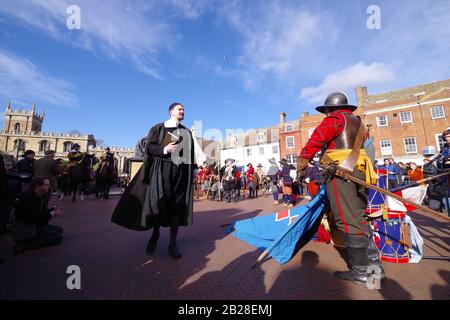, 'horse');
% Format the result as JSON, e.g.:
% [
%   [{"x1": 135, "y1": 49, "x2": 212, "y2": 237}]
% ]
[
  {"x1": 60, "y1": 153, "x2": 95, "y2": 202},
  {"x1": 96, "y1": 154, "x2": 117, "y2": 200}
]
